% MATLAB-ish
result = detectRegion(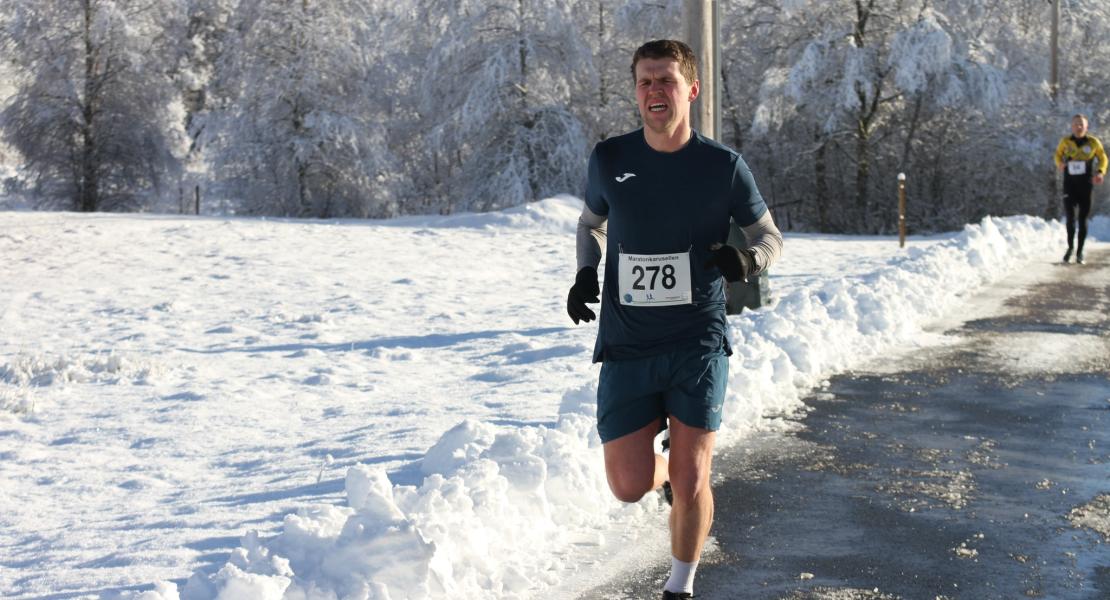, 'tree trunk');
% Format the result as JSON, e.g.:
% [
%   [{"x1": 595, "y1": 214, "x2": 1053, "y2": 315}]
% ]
[
  {"x1": 853, "y1": 0, "x2": 873, "y2": 48},
  {"x1": 815, "y1": 135, "x2": 829, "y2": 232},
  {"x1": 900, "y1": 95, "x2": 924, "y2": 173},
  {"x1": 291, "y1": 93, "x2": 311, "y2": 216},
  {"x1": 517, "y1": 0, "x2": 539, "y2": 203},
  {"x1": 851, "y1": 0, "x2": 877, "y2": 231},
  {"x1": 1046, "y1": 170, "x2": 1059, "y2": 220},
  {"x1": 929, "y1": 123, "x2": 952, "y2": 225},
  {"x1": 720, "y1": 66, "x2": 743, "y2": 152},
  {"x1": 855, "y1": 118, "x2": 870, "y2": 230},
  {"x1": 517, "y1": 0, "x2": 528, "y2": 112},
  {"x1": 297, "y1": 161, "x2": 310, "y2": 216},
  {"x1": 79, "y1": 0, "x2": 100, "y2": 212},
  {"x1": 597, "y1": 0, "x2": 608, "y2": 140}
]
